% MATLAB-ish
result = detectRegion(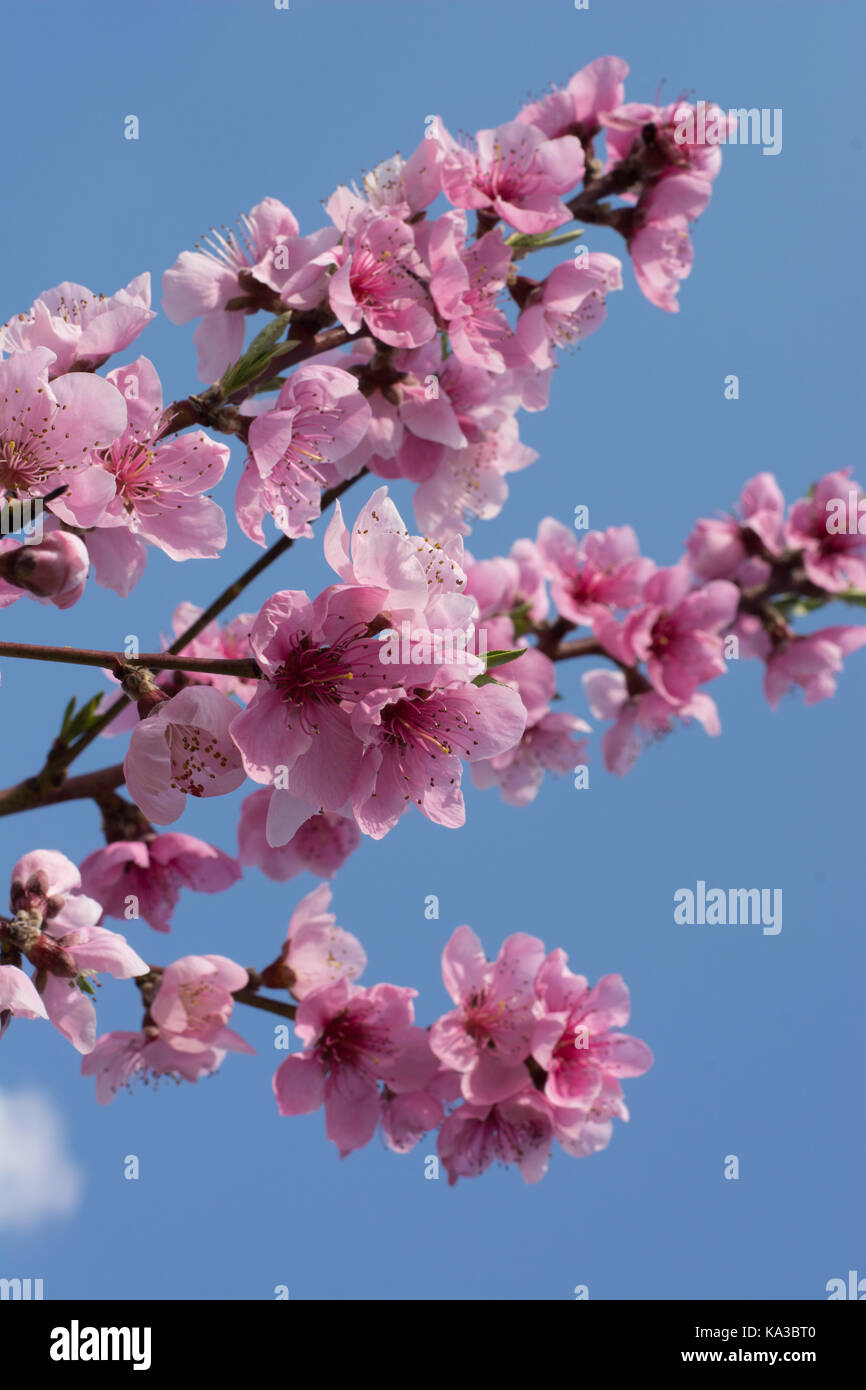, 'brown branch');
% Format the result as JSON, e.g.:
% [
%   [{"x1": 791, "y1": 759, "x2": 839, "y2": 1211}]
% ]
[
  {"x1": 231, "y1": 986, "x2": 296, "y2": 1022},
  {"x1": 566, "y1": 157, "x2": 645, "y2": 228},
  {"x1": 551, "y1": 636, "x2": 605, "y2": 661},
  {"x1": 0, "y1": 643, "x2": 261, "y2": 680},
  {"x1": 0, "y1": 763, "x2": 126, "y2": 818}
]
